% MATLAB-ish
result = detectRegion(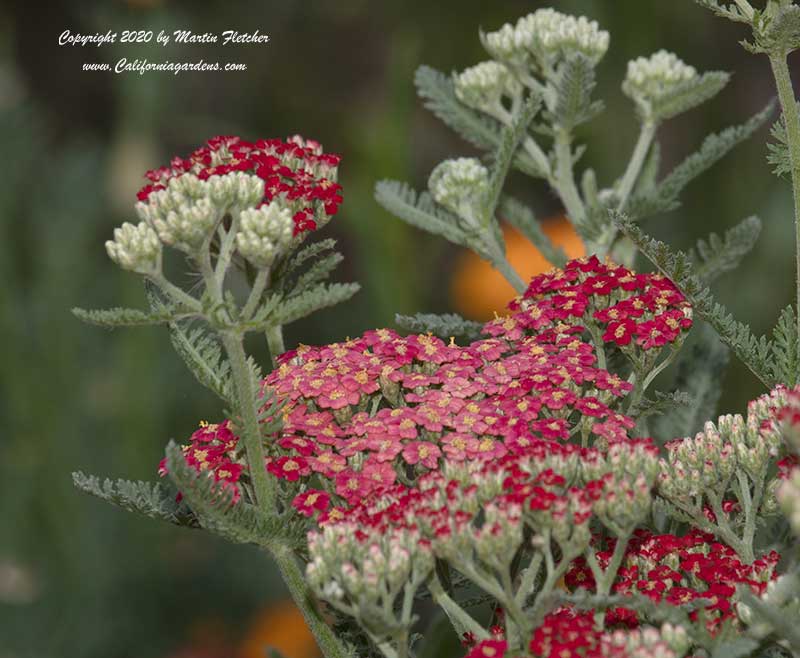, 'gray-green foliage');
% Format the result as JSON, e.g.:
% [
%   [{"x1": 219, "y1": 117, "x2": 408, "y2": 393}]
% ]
[
  {"x1": 72, "y1": 472, "x2": 199, "y2": 528},
  {"x1": 617, "y1": 215, "x2": 786, "y2": 388},
  {"x1": 653, "y1": 323, "x2": 730, "y2": 441},
  {"x1": 627, "y1": 102, "x2": 775, "y2": 219},
  {"x1": 394, "y1": 313, "x2": 484, "y2": 341},
  {"x1": 163, "y1": 442, "x2": 304, "y2": 549}
]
